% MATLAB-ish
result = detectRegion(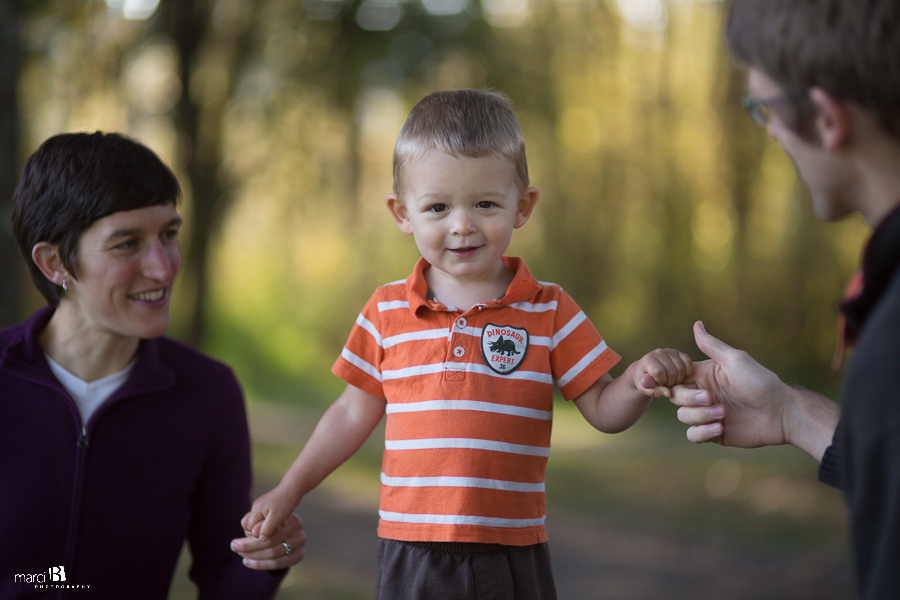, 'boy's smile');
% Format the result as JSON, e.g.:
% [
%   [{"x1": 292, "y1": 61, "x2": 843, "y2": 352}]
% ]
[{"x1": 386, "y1": 149, "x2": 538, "y2": 305}]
